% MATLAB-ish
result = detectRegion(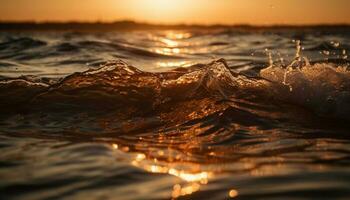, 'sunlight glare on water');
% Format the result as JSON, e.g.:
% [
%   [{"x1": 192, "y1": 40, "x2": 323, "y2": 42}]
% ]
[{"x1": 1, "y1": 27, "x2": 350, "y2": 200}]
